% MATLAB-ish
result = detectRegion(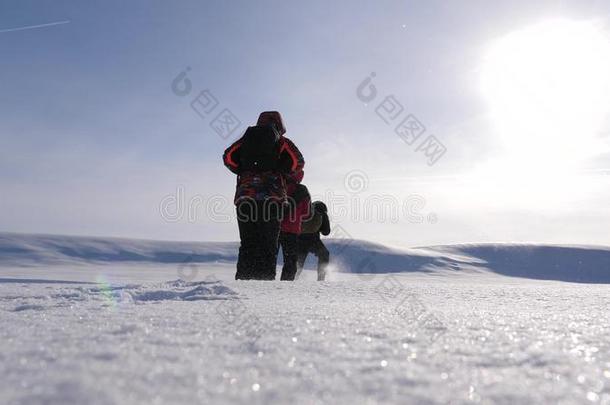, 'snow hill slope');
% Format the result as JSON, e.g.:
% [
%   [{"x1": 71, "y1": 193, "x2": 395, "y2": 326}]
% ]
[
  {"x1": 2, "y1": 233, "x2": 610, "y2": 404},
  {"x1": 1, "y1": 232, "x2": 610, "y2": 283}
]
